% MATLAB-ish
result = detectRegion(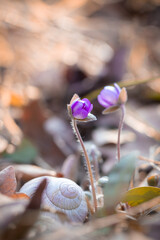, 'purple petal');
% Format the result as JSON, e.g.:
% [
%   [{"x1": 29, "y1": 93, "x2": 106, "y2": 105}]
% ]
[
  {"x1": 97, "y1": 94, "x2": 112, "y2": 108},
  {"x1": 81, "y1": 98, "x2": 93, "y2": 113},
  {"x1": 71, "y1": 100, "x2": 83, "y2": 116},
  {"x1": 81, "y1": 98, "x2": 91, "y2": 112},
  {"x1": 100, "y1": 88, "x2": 119, "y2": 105},
  {"x1": 114, "y1": 83, "x2": 121, "y2": 94},
  {"x1": 97, "y1": 84, "x2": 122, "y2": 108},
  {"x1": 100, "y1": 90, "x2": 114, "y2": 105},
  {"x1": 71, "y1": 98, "x2": 93, "y2": 119},
  {"x1": 73, "y1": 108, "x2": 88, "y2": 119},
  {"x1": 71, "y1": 100, "x2": 82, "y2": 112},
  {"x1": 104, "y1": 86, "x2": 119, "y2": 97},
  {"x1": 89, "y1": 103, "x2": 93, "y2": 112}
]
